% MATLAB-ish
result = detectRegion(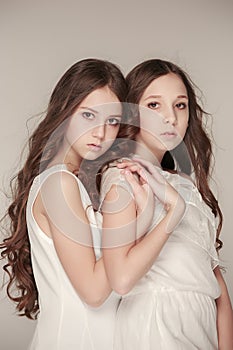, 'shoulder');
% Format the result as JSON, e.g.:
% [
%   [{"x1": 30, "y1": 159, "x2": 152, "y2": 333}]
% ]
[
  {"x1": 164, "y1": 168, "x2": 195, "y2": 186},
  {"x1": 99, "y1": 162, "x2": 134, "y2": 210},
  {"x1": 41, "y1": 169, "x2": 80, "y2": 192},
  {"x1": 40, "y1": 169, "x2": 84, "y2": 213},
  {"x1": 101, "y1": 162, "x2": 125, "y2": 187},
  {"x1": 178, "y1": 172, "x2": 195, "y2": 185}
]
